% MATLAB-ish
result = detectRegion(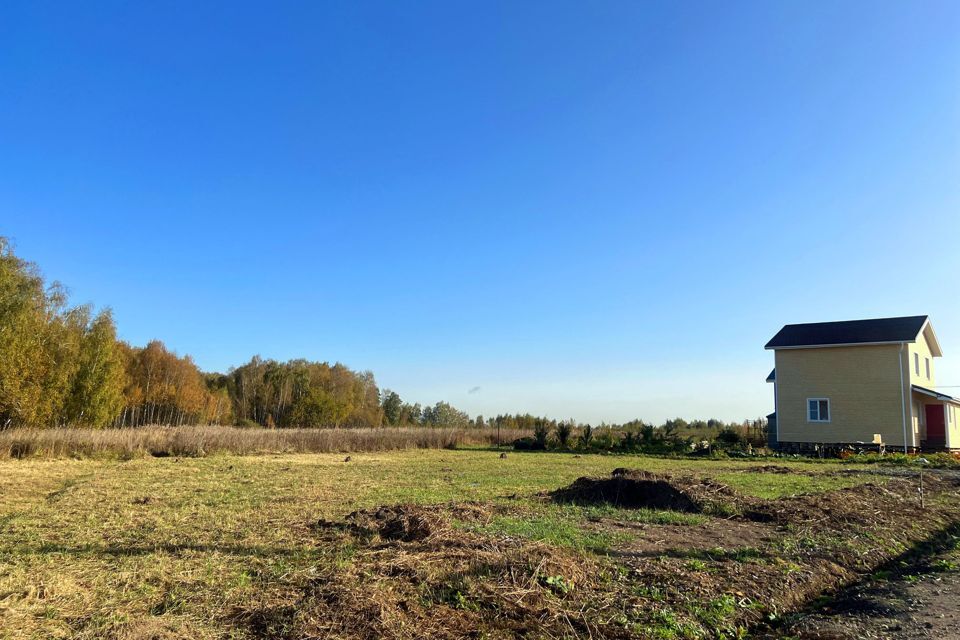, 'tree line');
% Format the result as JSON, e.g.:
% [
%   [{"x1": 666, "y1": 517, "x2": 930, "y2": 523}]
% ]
[
  {"x1": 0, "y1": 238, "x2": 461, "y2": 429},
  {"x1": 0, "y1": 237, "x2": 766, "y2": 435}
]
